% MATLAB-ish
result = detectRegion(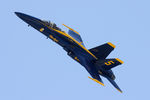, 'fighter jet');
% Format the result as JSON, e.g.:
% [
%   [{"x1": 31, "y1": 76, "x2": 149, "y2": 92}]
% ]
[{"x1": 15, "y1": 12, "x2": 124, "y2": 93}]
